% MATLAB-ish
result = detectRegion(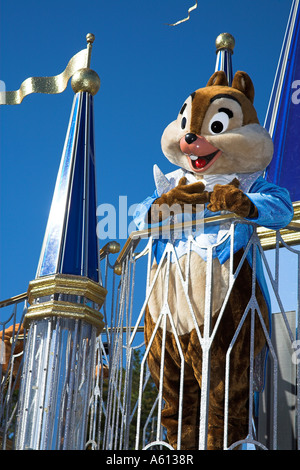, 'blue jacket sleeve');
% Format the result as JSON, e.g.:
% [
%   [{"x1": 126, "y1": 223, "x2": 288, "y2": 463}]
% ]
[
  {"x1": 133, "y1": 189, "x2": 159, "y2": 231},
  {"x1": 245, "y1": 176, "x2": 294, "y2": 230}
]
